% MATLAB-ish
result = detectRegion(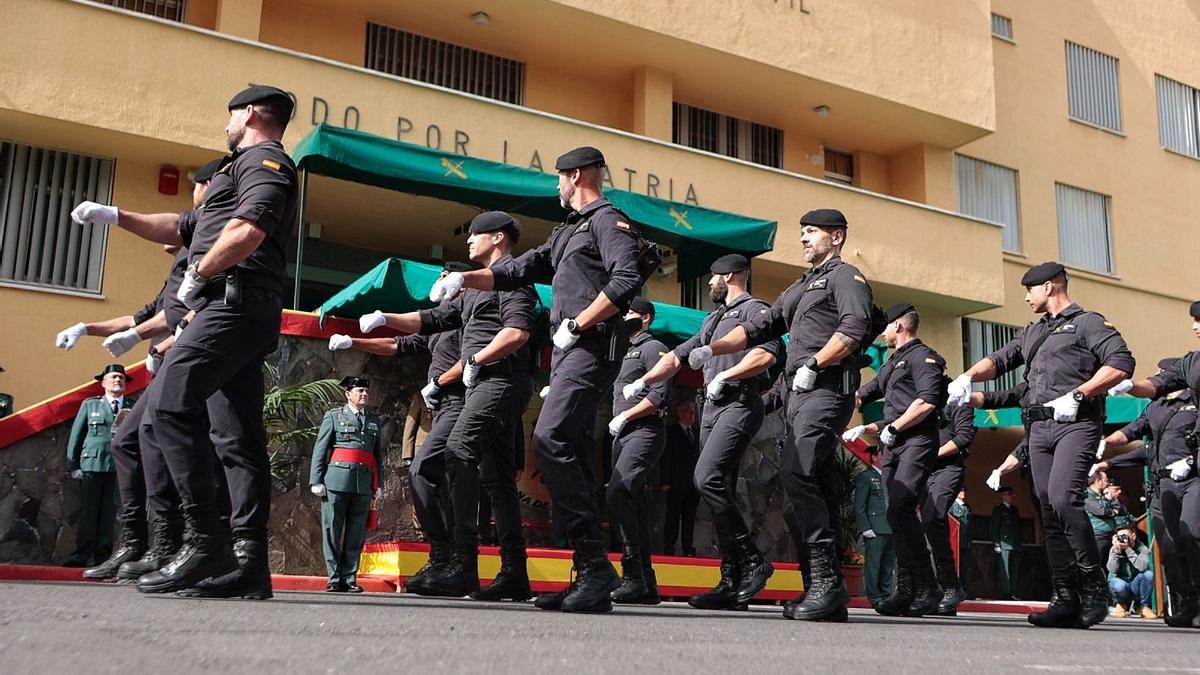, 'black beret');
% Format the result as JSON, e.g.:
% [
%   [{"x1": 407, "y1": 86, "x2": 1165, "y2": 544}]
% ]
[
  {"x1": 469, "y1": 211, "x2": 516, "y2": 234},
  {"x1": 95, "y1": 364, "x2": 131, "y2": 382},
  {"x1": 443, "y1": 261, "x2": 474, "y2": 273},
  {"x1": 1020, "y1": 262, "x2": 1066, "y2": 286},
  {"x1": 1190, "y1": 301, "x2": 1200, "y2": 319},
  {"x1": 339, "y1": 375, "x2": 370, "y2": 390},
  {"x1": 884, "y1": 303, "x2": 916, "y2": 323},
  {"x1": 997, "y1": 486, "x2": 1014, "y2": 494},
  {"x1": 710, "y1": 254, "x2": 750, "y2": 274},
  {"x1": 629, "y1": 297, "x2": 656, "y2": 317},
  {"x1": 799, "y1": 208, "x2": 848, "y2": 228},
  {"x1": 228, "y1": 85, "x2": 294, "y2": 118},
  {"x1": 1158, "y1": 357, "x2": 1181, "y2": 371},
  {"x1": 555, "y1": 146, "x2": 605, "y2": 171},
  {"x1": 192, "y1": 157, "x2": 226, "y2": 183}
]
